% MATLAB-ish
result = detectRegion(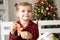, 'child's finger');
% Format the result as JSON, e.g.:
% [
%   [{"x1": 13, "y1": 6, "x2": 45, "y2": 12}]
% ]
[
  {"x1": 20, "y1": 28, "x2": 23, "y2": 30},
  {"x1": 10, "y1": 23, "x2": 17, "y2": 34},
  {"x1": 16, "y1": 23, "x2": 23, "y2": 30}
]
